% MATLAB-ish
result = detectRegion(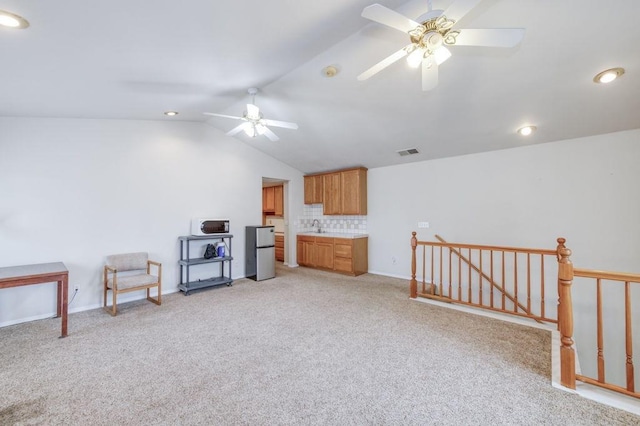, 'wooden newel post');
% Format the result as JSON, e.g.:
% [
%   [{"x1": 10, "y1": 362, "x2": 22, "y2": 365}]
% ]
[
  {"x1": 410, "y1": 232, "x2": 418, "y2": 299},
  {"x1": 557, "y1": 237, "x2": 576, "y2": 389}
]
